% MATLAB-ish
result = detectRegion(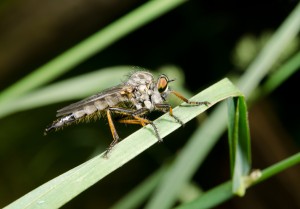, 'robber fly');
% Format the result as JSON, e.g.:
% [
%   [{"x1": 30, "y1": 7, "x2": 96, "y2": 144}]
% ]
[{"x1": 44, "y1": 70, "x2": 209, "y2": 158}]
